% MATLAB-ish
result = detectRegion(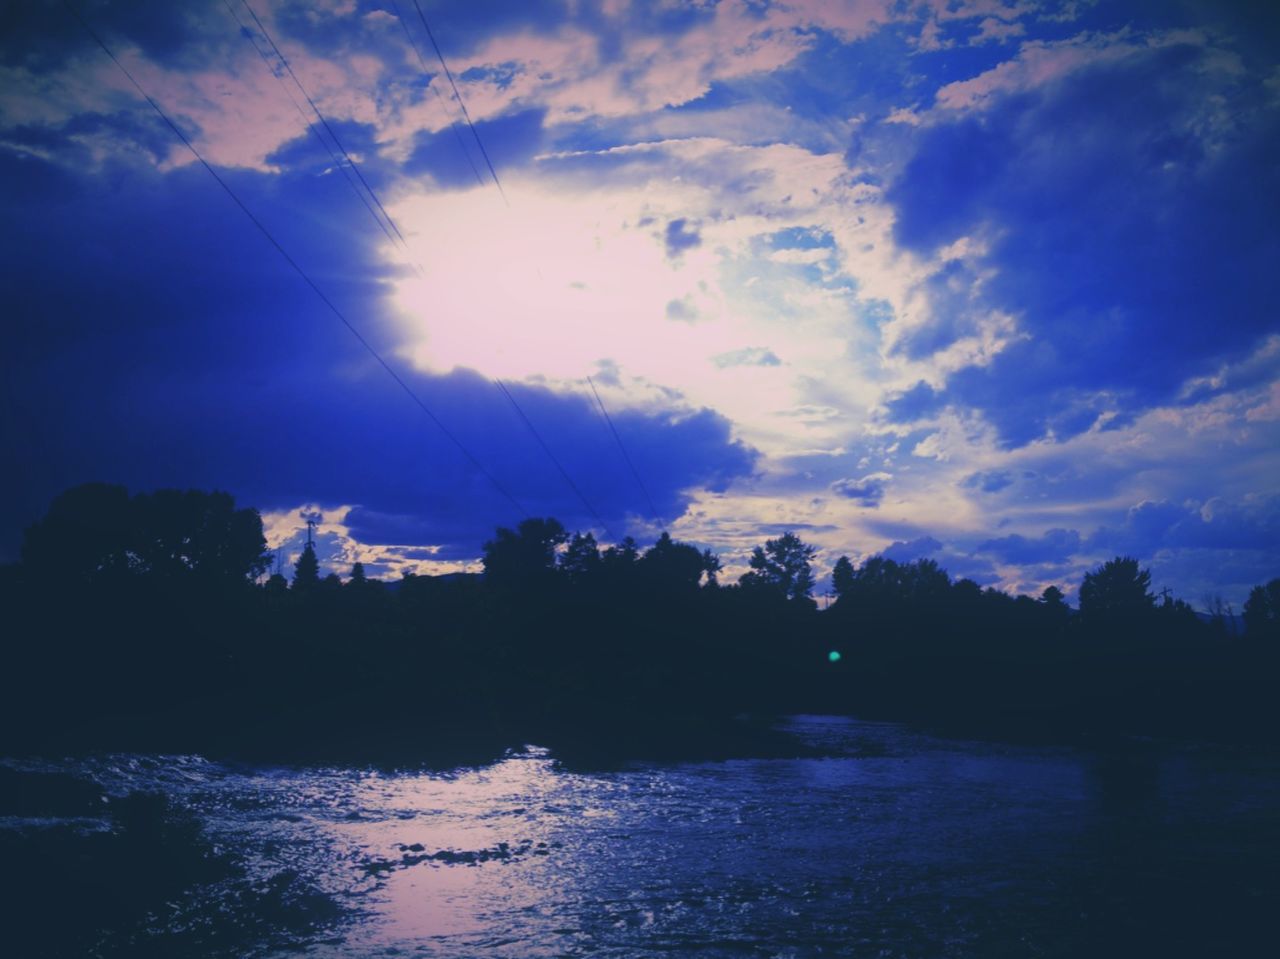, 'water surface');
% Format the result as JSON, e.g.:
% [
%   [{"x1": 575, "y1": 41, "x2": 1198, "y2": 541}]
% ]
[{"x1": 4, "y1": 716, "x2": 1277, "y2": 957}]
